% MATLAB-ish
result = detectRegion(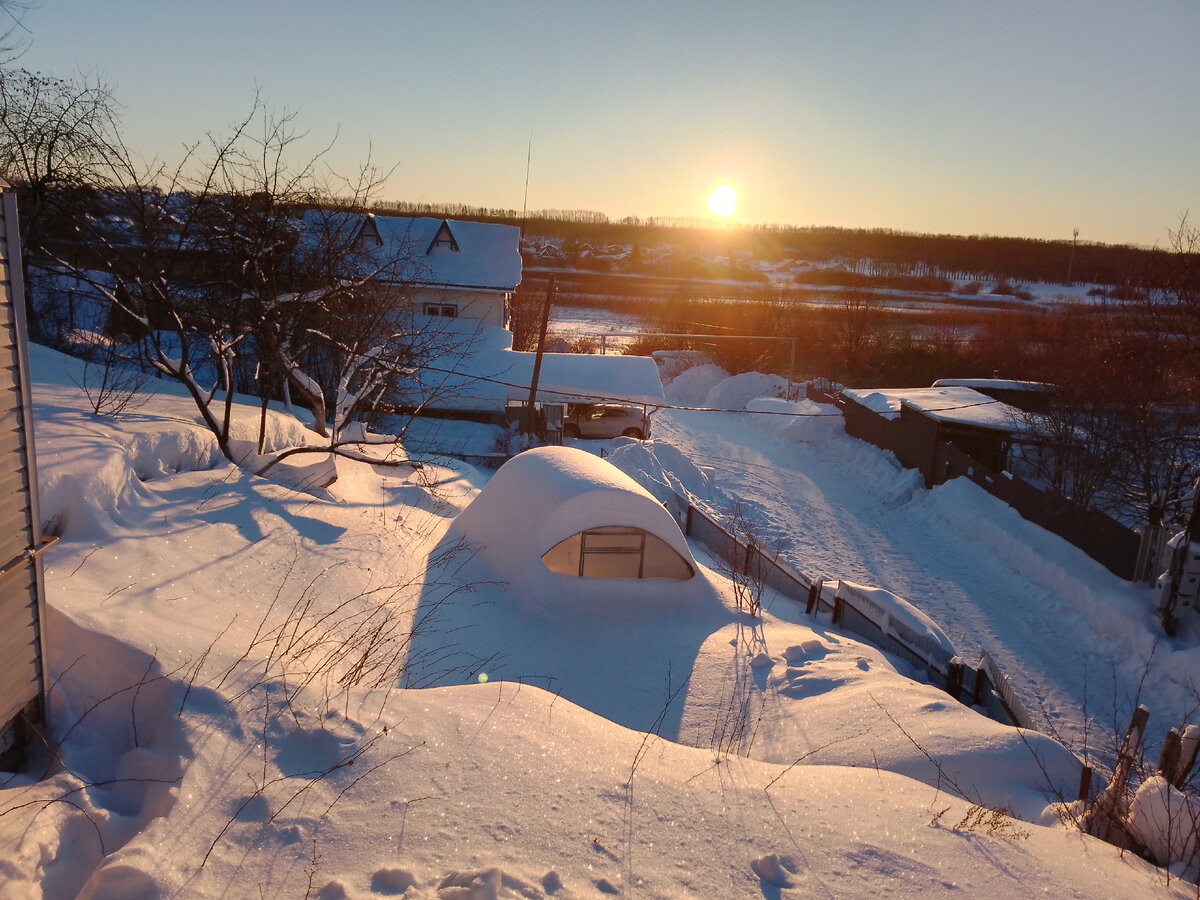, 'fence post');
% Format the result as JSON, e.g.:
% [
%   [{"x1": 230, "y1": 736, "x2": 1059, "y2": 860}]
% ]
[
  {"x1": 1088, "y1": 705, "x2": 1149, "y2": 841},
  {"x1": 806, "y1": 580, "x2": 820, "y2": 615},
  {"x1": 969, "y1": 662, "x2": 988, "y2": 710},
  {"x1": 685, "y1": 504, "x2": 693, "y2": 537},
  {"x1": 1078, "y1": 766, "x2": 1092, "y2": 802},
  {"x1": 1158, "y1": 728, "x2": 1182, "y2": 780},
  {"x1": 945, "y1": 659, "x2": 964, "y2": 701},
  {"x1": 1173, "y1": 725, "x2": 1200, "y2": 789},
  {"x1": 971, "y1": 662, "x2": 988, "y2": 706},
  {"x1": 832, "y1": 594, "x2": 844, "y2": 626}
]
